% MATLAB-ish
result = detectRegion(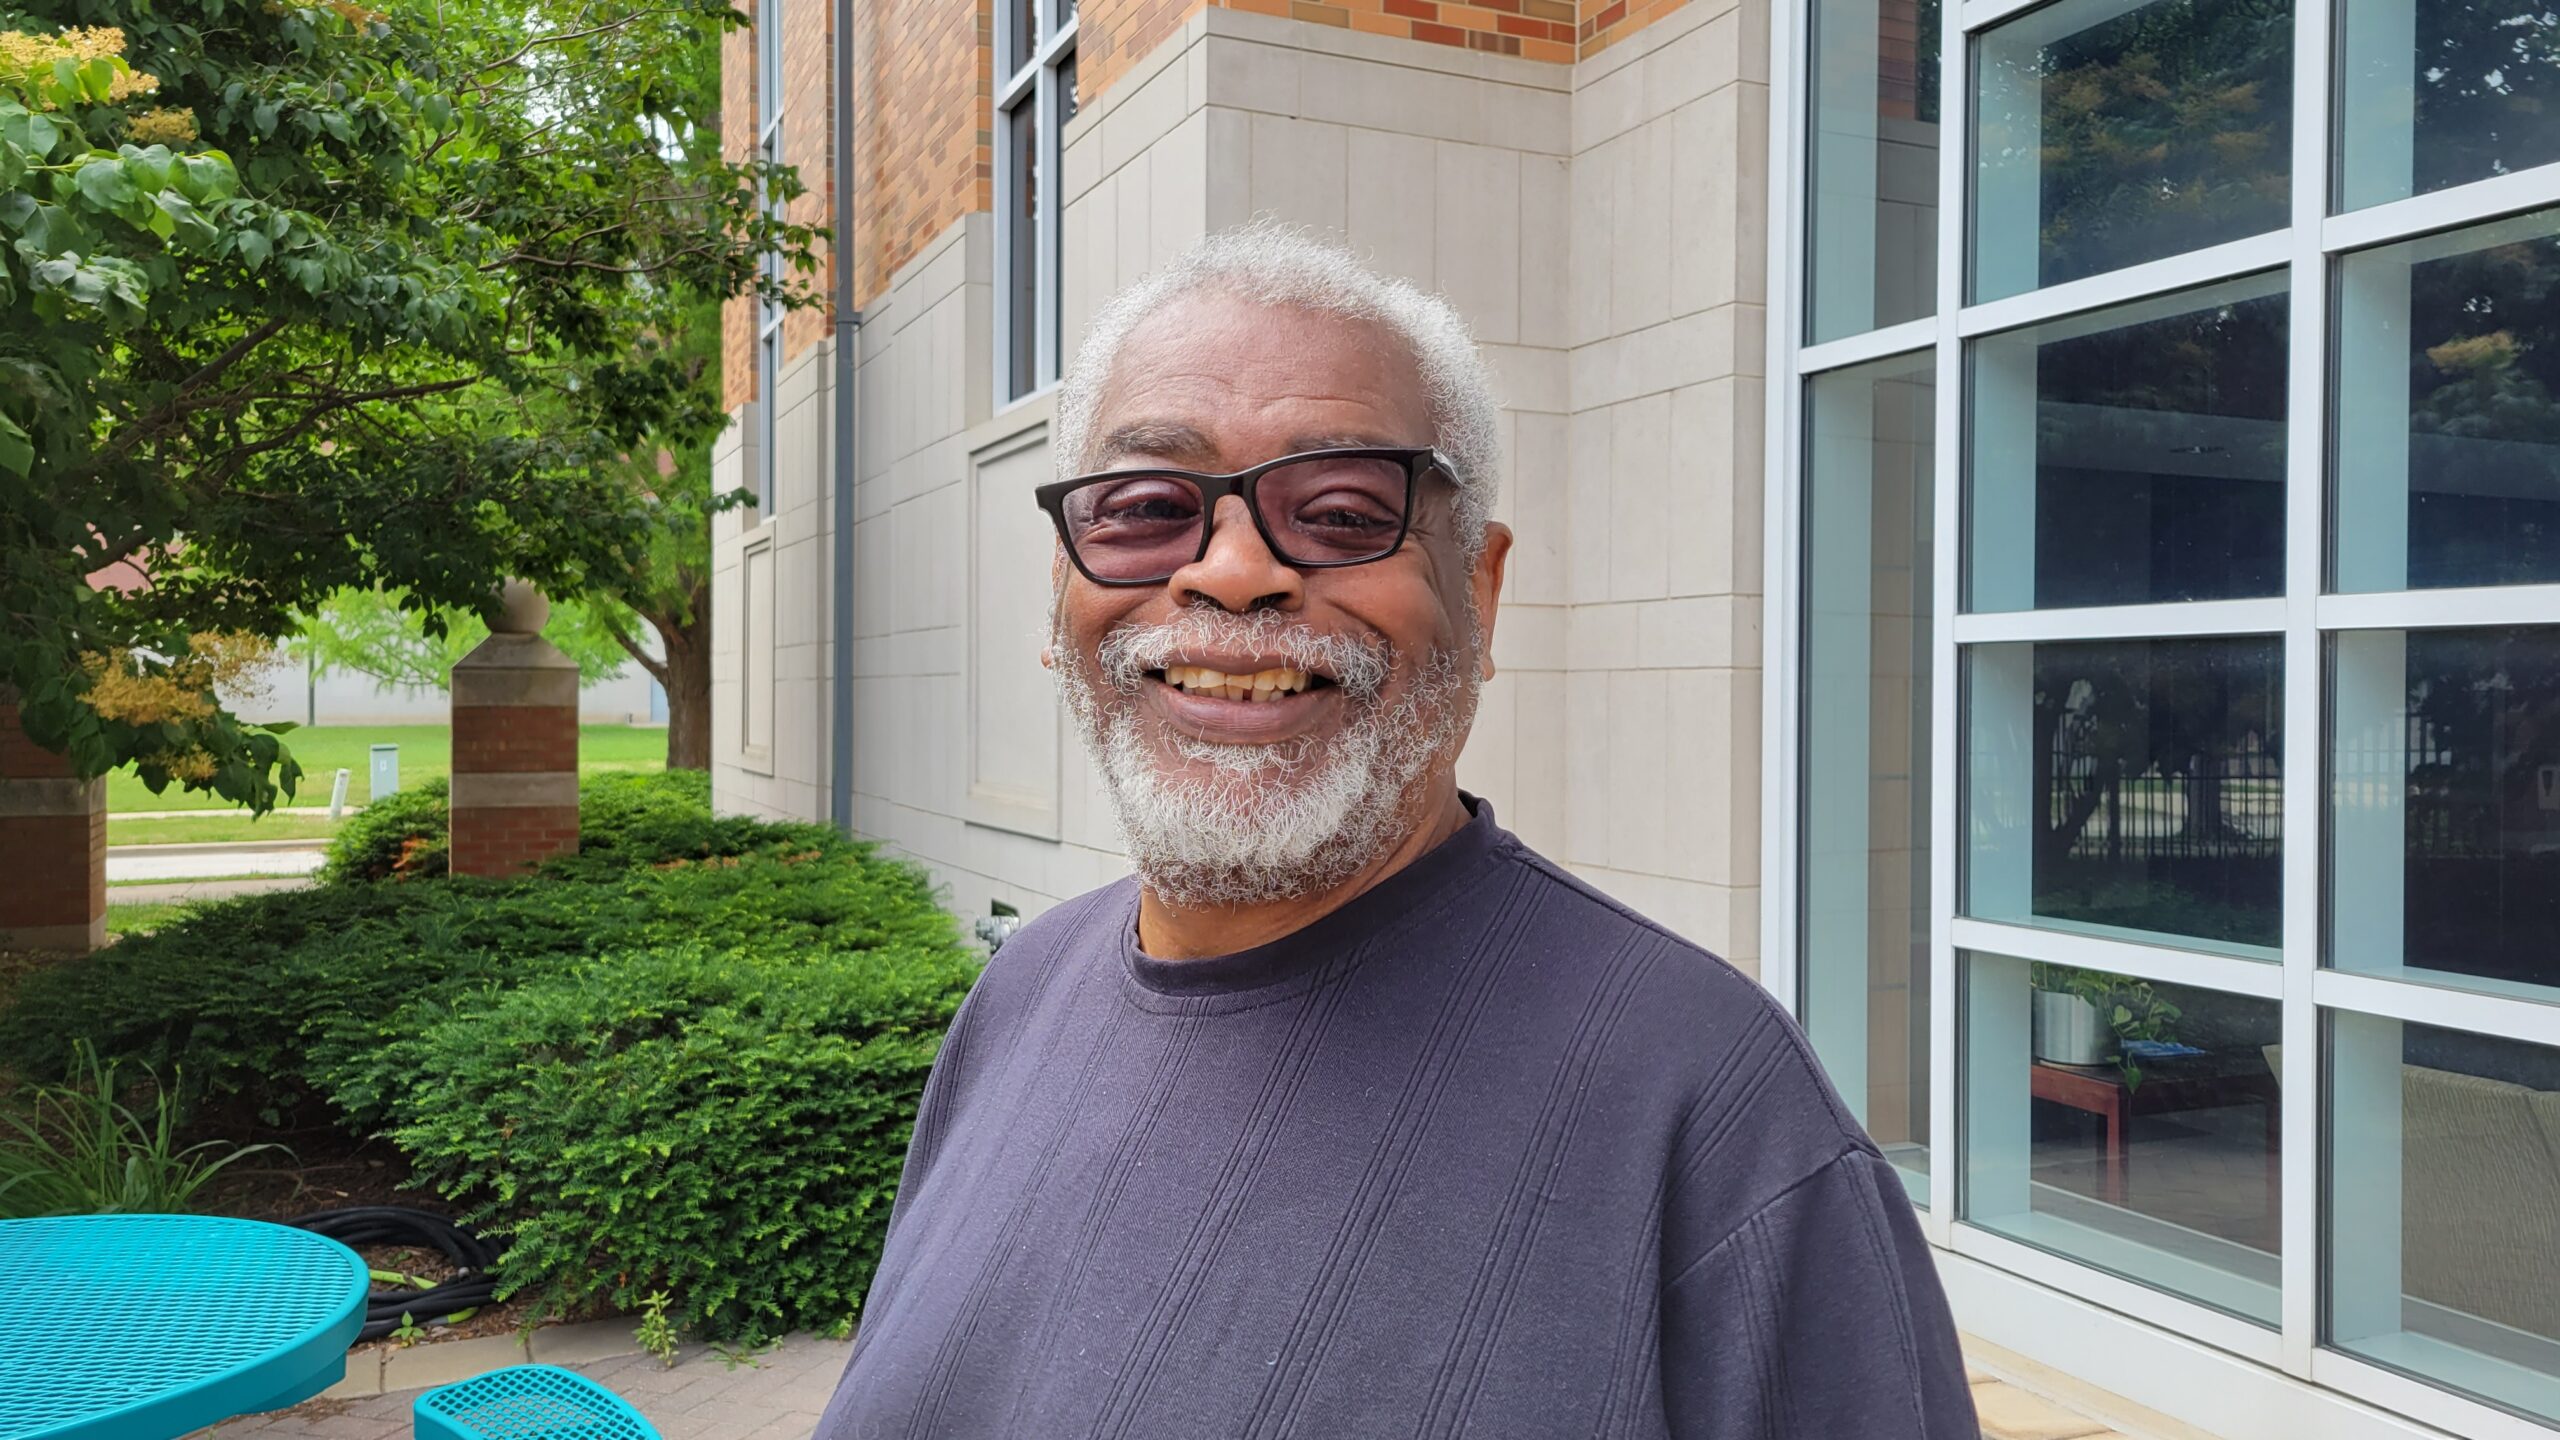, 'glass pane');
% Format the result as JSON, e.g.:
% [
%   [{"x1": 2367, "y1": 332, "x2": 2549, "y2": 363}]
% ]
[
  {"x1": 1967, "y1": 274, "x2": 2288, "y2": 612},
  {"x1": 2332, "y1": 207, "x2": 2560, "y2": 594},
  {"x1": 1807, "y1": 0, "x2": 1942, "y2": 342},
  {"x1": 2338, "y1": 2, "x2": 2560, "y2": 212},
  {"x1": 1802, "y1": 352, "x2": 1936, "y2": 1203},
  {"x1": 1965, "y1": 637, "x2": 2283, "y2": 957},
  {"x1": 2328, "y1": 1017, "x2": 2560, "y2": 1423},
  {"x1": 1010, "y1": 0, "x2": 1037, "y2": 74},
  {"x1": 1059, "y1": 54, "x2": 1081, "y2": 129},
  {"x1": 1971, "y1": 0, "x2": 2292, "y2": 303},
  {"x1": 2331, "y1": 626, "x2": 2560, "y2": 1003},
  {"x1": 1964, "y1": 953, "x2": 2282, "y2": 1325},
  {"x1": 1007, "y1": 98, "x2": 1038, "y2": 402}
]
